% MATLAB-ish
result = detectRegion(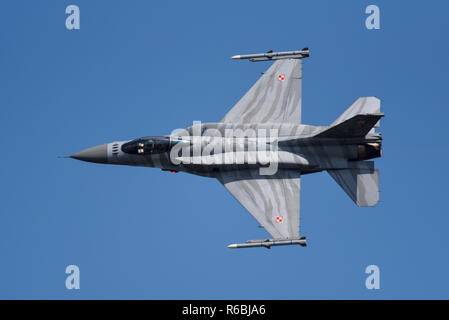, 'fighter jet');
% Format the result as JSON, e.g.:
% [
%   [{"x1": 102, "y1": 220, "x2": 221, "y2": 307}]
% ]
[{"x1": 68, "y1": 48, "x2": 383, "y2": 249}]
